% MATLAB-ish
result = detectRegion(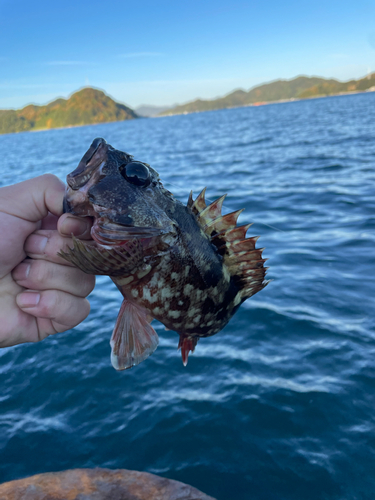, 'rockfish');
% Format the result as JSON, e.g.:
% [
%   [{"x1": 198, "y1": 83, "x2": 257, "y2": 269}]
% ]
[{"x1": 60, "y1": 138, "x2": 269, "y2": 370}]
